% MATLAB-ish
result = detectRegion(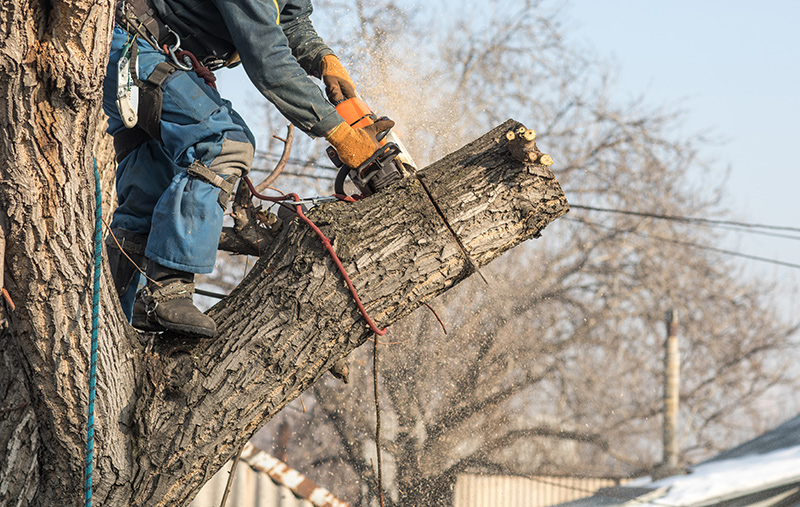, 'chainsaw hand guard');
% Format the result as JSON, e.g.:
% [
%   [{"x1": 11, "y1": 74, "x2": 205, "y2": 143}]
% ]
[
  {"x1": 329, "y1": 142, "x2": 403, "y2": 197},
  {"x1": 327, "y1": 97, "x2": 410, "y2": 197}
]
